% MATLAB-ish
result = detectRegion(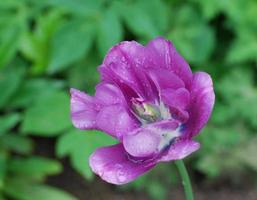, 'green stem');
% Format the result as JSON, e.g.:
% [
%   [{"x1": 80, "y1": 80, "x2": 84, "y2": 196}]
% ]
[{"x1": 175, "y1": 160, "x2": 194, "y2": 200}]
